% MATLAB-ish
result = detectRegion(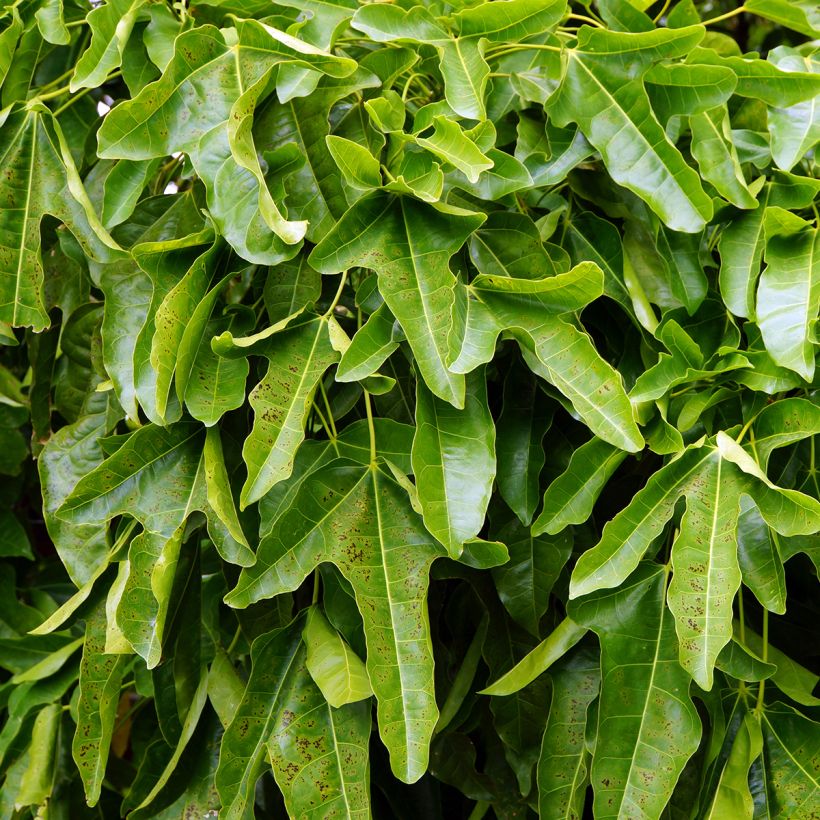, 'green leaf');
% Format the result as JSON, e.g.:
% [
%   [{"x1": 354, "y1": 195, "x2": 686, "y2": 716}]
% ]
[
  {"x1": 226, "y1": 460, "x2": 446, "y2": 783},
  {"x1": 536, "y1": 645, "x2": 600, "y2": 820},
  {"x1": 267, "y1": 627, "x2": 372, "y2": 819},
  {"x1": 35, "y1": 0, "x2": 69, "y2": 46},
  {"x1": 547, "y1": 26, "x2": 714, "y2": 232},
  {"x1": 215, "y1": 617, "x2": 305, "y2": 818},
  {"x1": 412, "y1": 368, "x2": 495, "y2": 557},
  {"x1": 759, "y1": 704, "x2": 820, "y2": 816},
  {"x1": 705, "y1": 709, "x2": 762, "y2": 819},
  {"x1": 311, "y1": 192, "x2": 485, "y2": 407},
  {"x1": 303, "y1": 605, "x2": 372, "y2": 708},
  {"x1": 70, "y1": 0, "x2": 145, "y2": 91},
  {"x1": 496, "y1": 363, "x2": 552, "y2": 525},
  {"x1": 718, "y1": 186, "x2": 772, "y2": 319},
  {"x1": 326, "y1": 134, "x2": 381, "y2": 192},
  {"x1": 73, "y1": 600, "x2": 131, "y2": 806},
  {"x1": 569, "y1": 564, "x2": 701, "y2": 819},
  {"x1": 0, "y1": 105, "x2": 121, "y2": 329},
  {"x1": 757, "y1": 212, "x2": 819, "y2": 381},
  {"x1": 38, "y1": 390, "x2": 122, "y2": 585},
  {"x1": 98, "y1": 22, "x2": 355, "y2": 261},
  {"x1": 689, "y1": 105, "x2": 758, "y2": 209},
  {"x1": 336, "y1": 303, "x2": 400, "y2": 383},
  {"x1": 745, "y1": 0, "x2": 820, "y2": 37},
  {"x1": 15, "y1": 702, "x2": 60, "y2": 809},
  {"x1": 767, "y1": 48, "x2": 820, "y2": 171},
  {"x1": 491, "y1": 507, "x2": 572, "y2": 637},
  {"x1": 645, "y1": 62, "x2": 737, "y2": 118},
  {"x1": 479, "y1": 617, "x2": 587, "y2": 696},
  {"x1": 533, "y1": 437, "x2": 627, "y2": 536},
  {"x1": 687, "y1": 46, "x2": 820, "y2": 107},
  {"x1": 416, "y1": 116, "x2": 494, "y2": 183},
  {"x1": 214, "y1": 314, "x2": 339, "y2": 507},
  {"x1": 450, "y1": 263, "x2": 644, "y2": 452}
]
